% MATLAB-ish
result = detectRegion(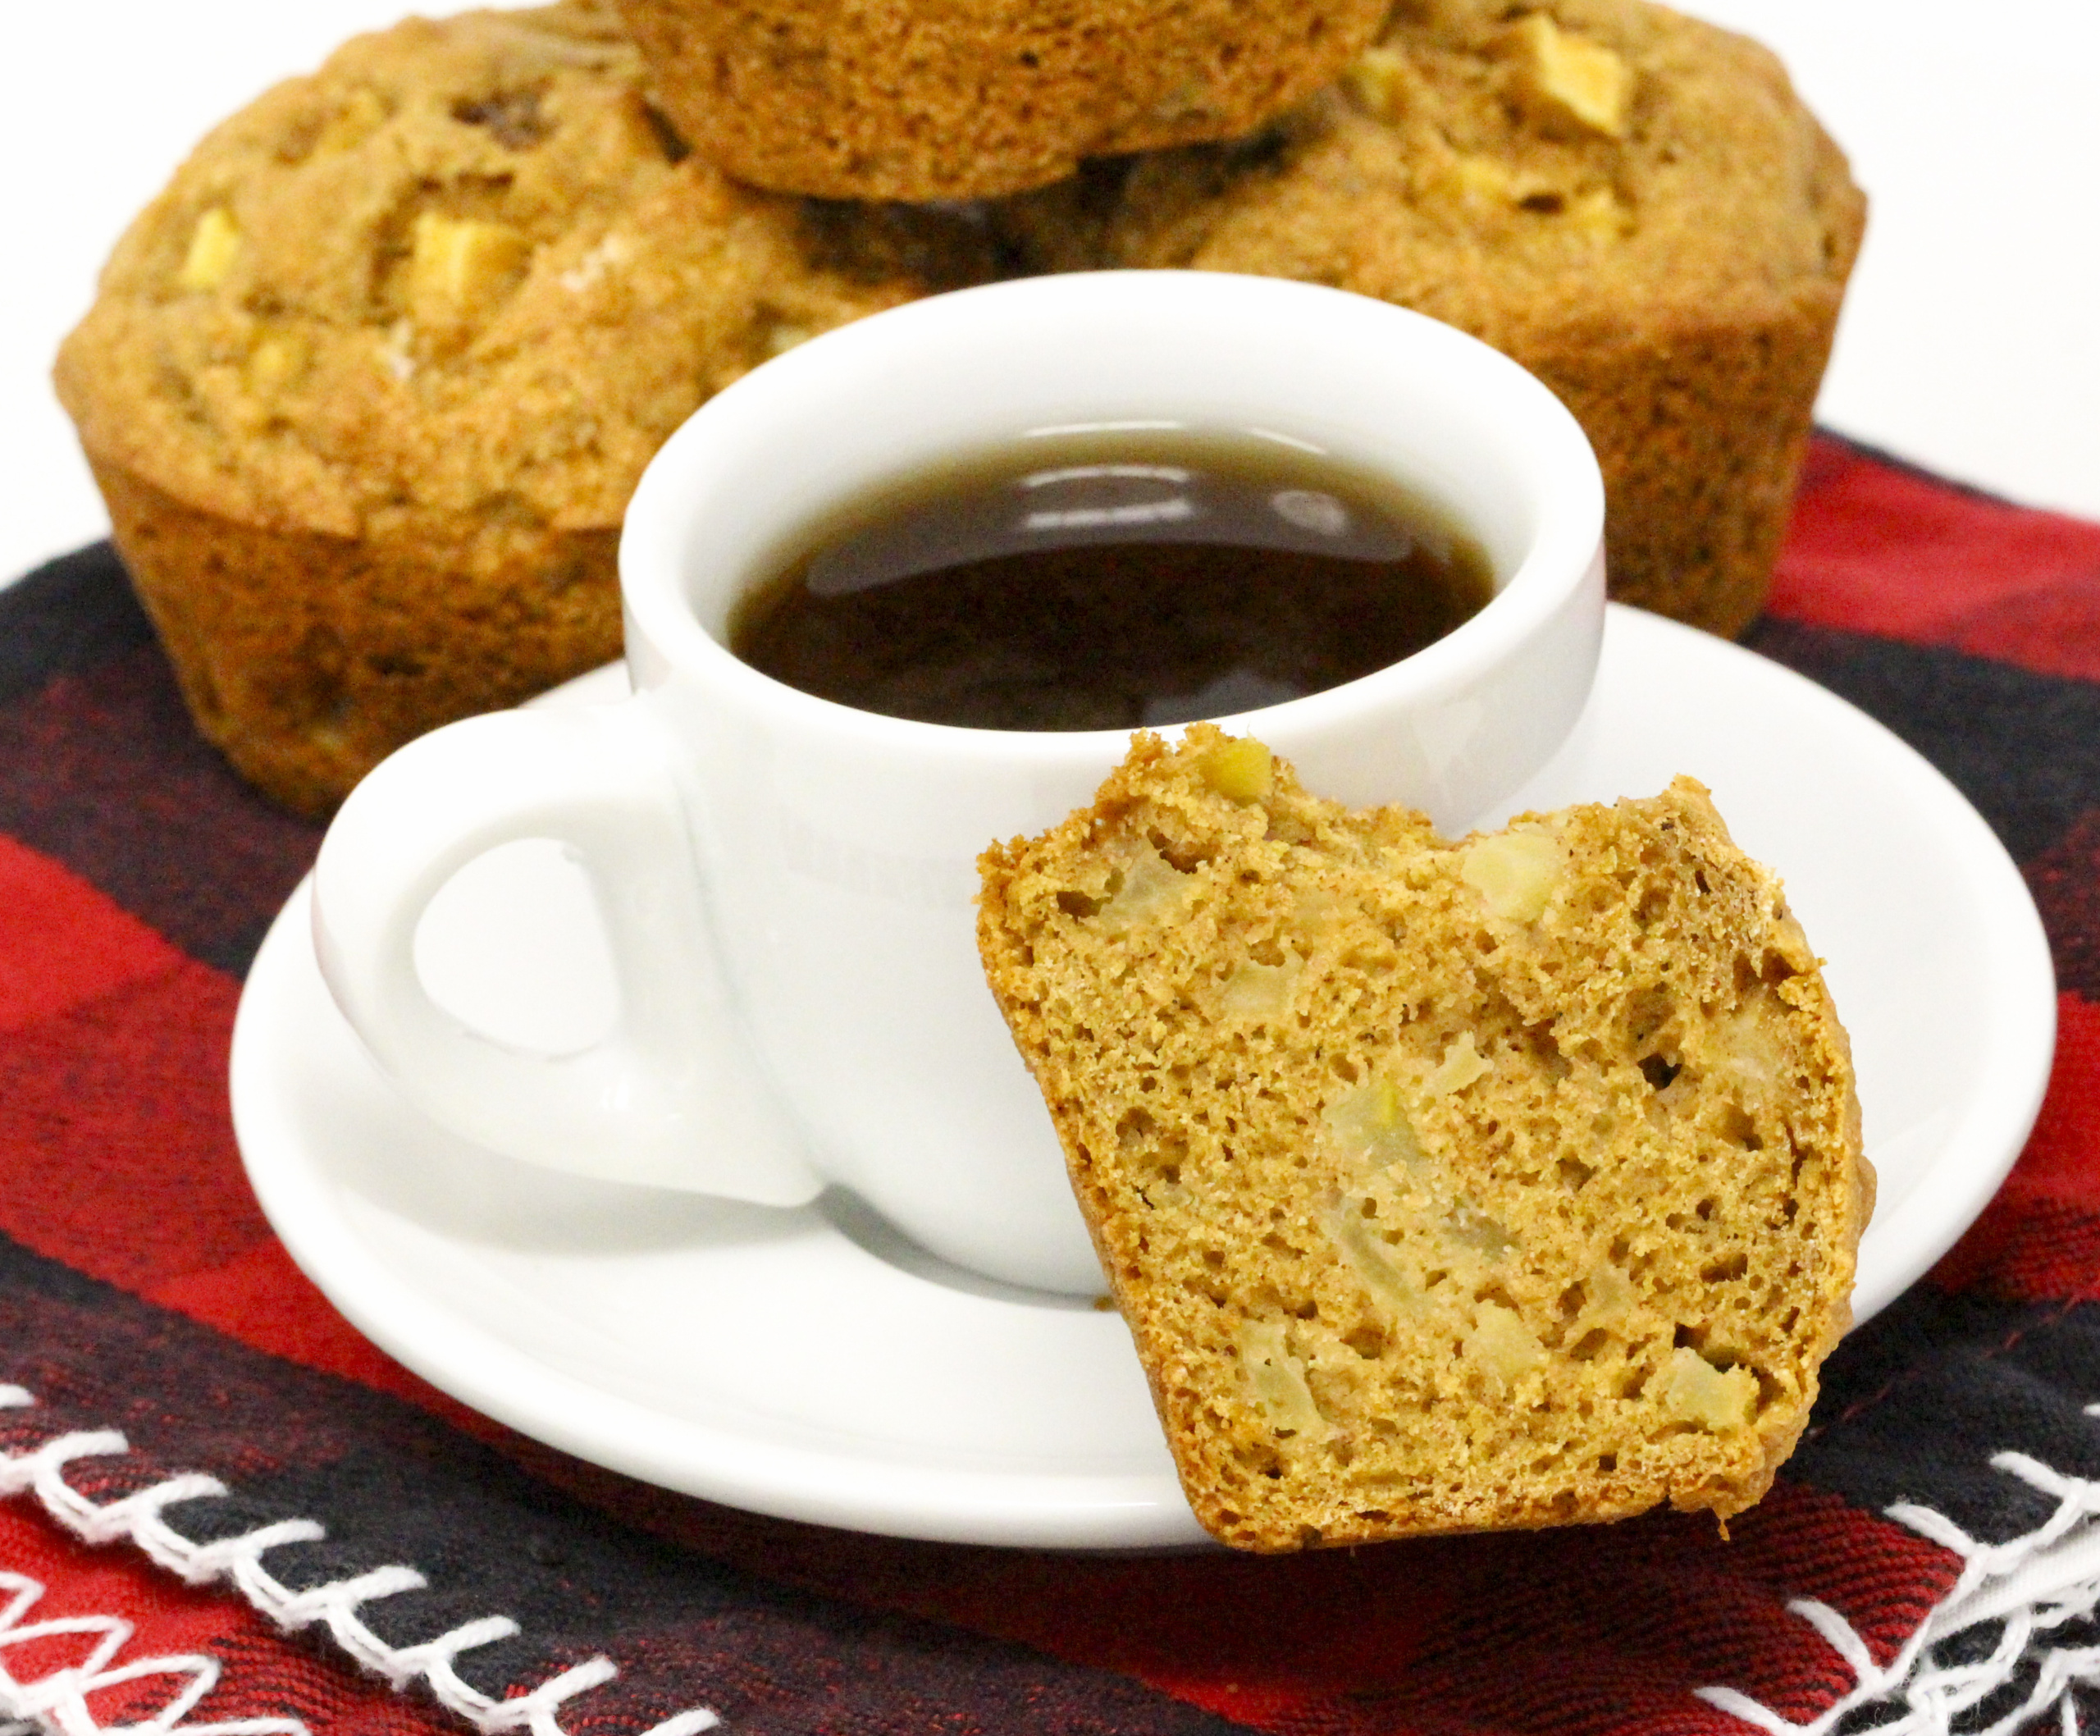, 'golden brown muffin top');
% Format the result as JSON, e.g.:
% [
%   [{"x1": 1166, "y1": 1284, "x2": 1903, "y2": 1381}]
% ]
[
  {"x1": 1000, "y1": 0, "x2": 1865, "y2": 348},
  {"x1": 611, "y1": 0, "x2": 1393, "y2": 200},
  {"x1": 56, "y1": 4, "x2": 1001, "y2": 544}
]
